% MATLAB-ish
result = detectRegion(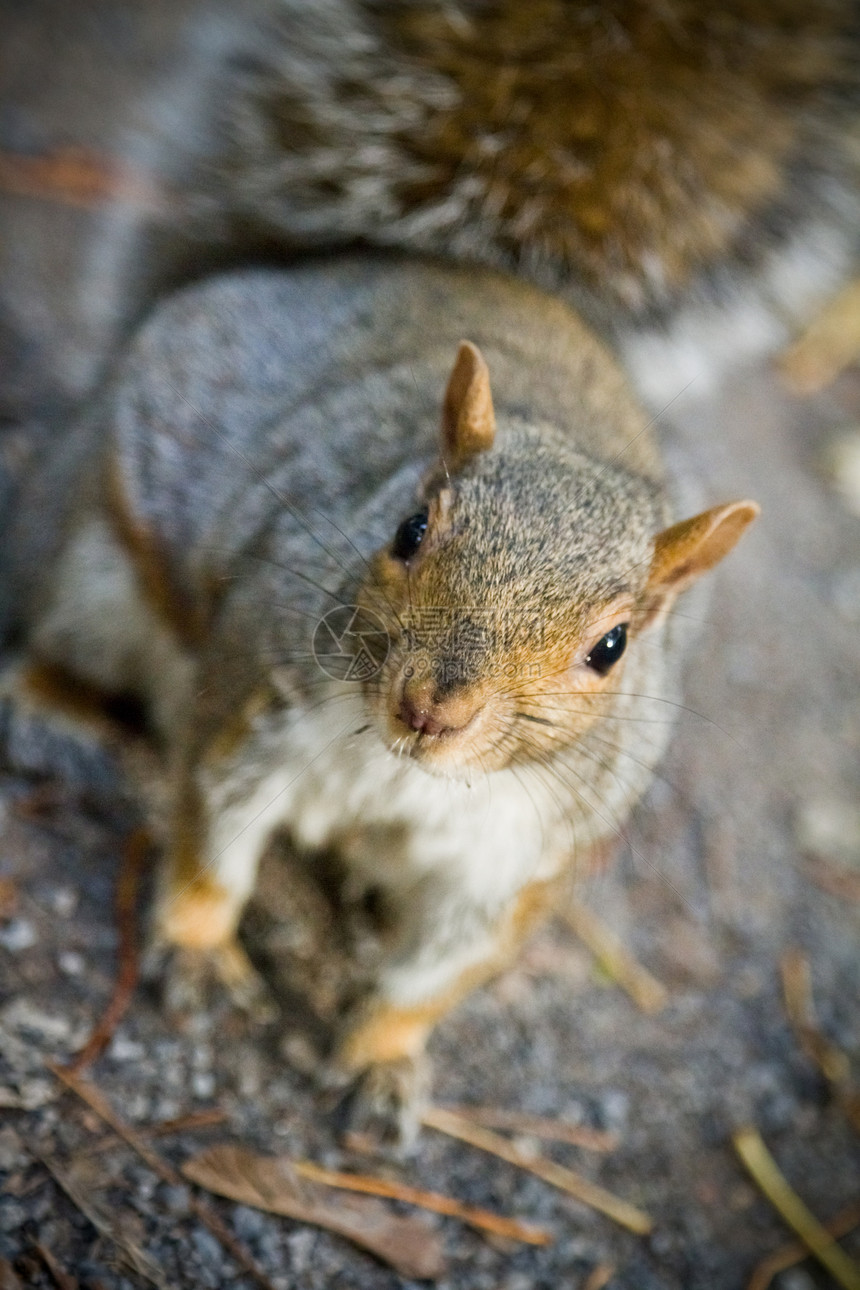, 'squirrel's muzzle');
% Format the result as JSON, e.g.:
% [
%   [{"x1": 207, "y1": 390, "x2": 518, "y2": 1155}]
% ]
[{"x1": 396, "y1": 678, "x2": 482, "y2": 741}]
